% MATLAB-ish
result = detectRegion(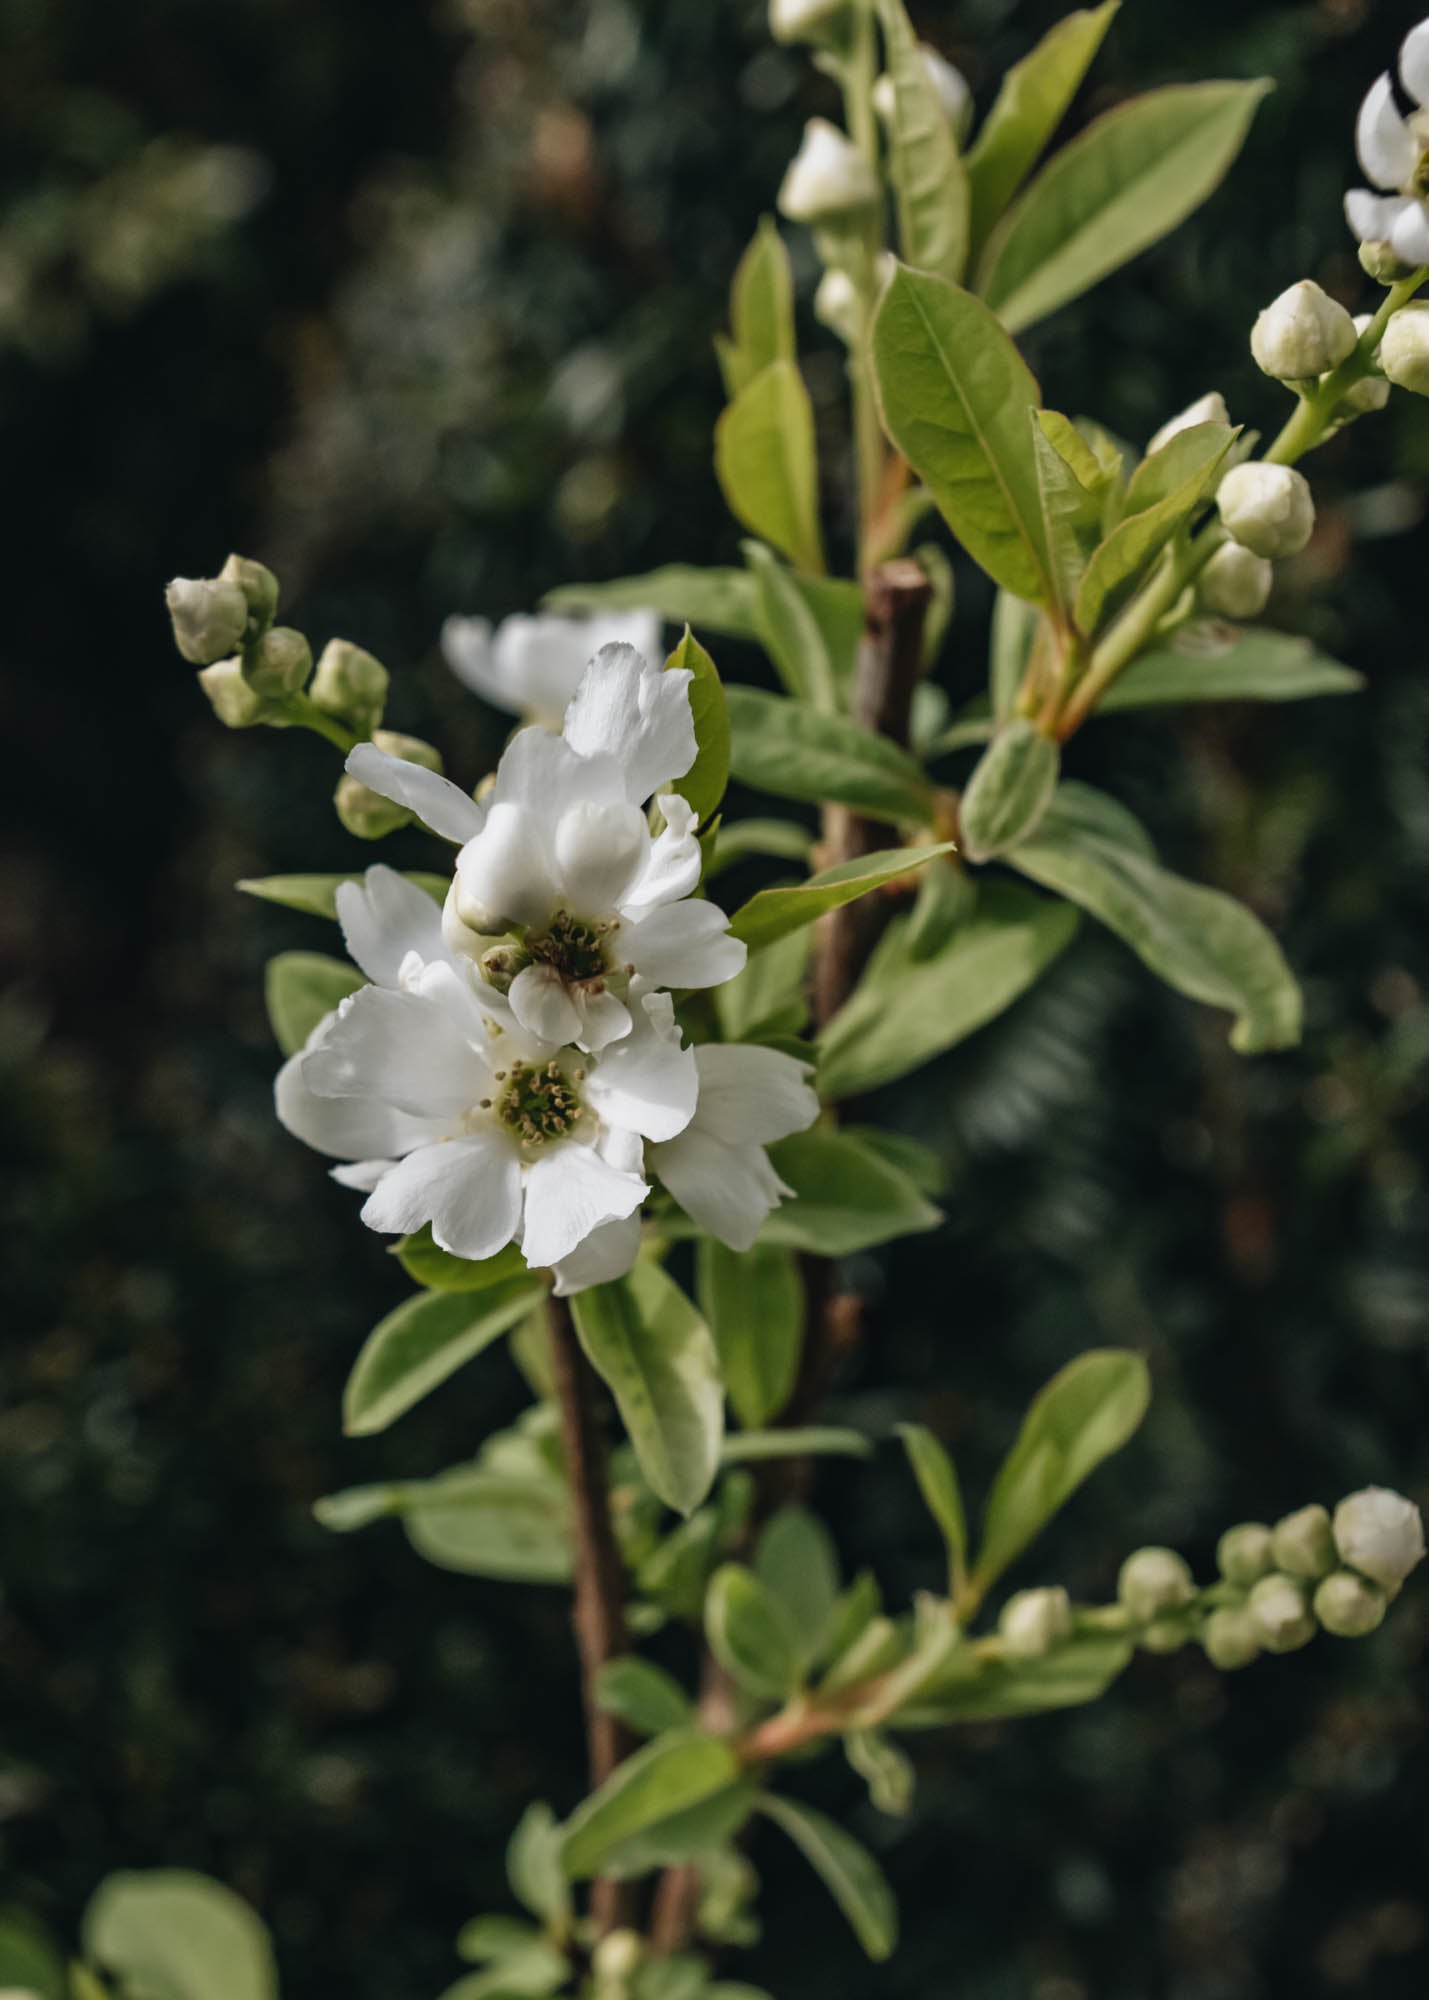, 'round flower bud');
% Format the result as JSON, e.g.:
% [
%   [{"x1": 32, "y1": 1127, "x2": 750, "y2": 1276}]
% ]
[
  {"x1": 1197, "y1": 543, "x2": 1273, "y2": 620},
  {"x1": 813, "y1": 267, "x2": 861, "y2": 345},
  {"x1": 872, "y1": 47, "x2": 972, "y2": 139},
  {"x1": 334, "y1": 773, "x2": 410, "y2": 840},
  {"x1": 1332, "y1": 1487, "x2": 1426, "y2": 1590},
  {"x1": 1271, "y1": 1503, "x2": 1337, "y2": 1581},
  {"x1": 769, "y1": 0, "x2": 846, "y2": 47},
  {"x1": 998, "y1": 1586, "x2": 1072, "y2": 1660},
  {"x1": 1216, "y1": 463, "x2": 1315, "y2": 558},
  {"x1": 1379, "y1": 304, "x2": 1429, "y2": 396},
  {"x1": 1118, "y1": 1547, "x2": 1196, "y2": 1622},
  {"x1": 1246, "y1": 1572, "x2": 1315, "y2": 1654},
  {"x1": 1147, "y1": 391, "x2": 1230, "y2": 458},
  {"x1": 243, "y1": 625, "x2": 312, "y2": 700},
  {"x1": 373, "y1": 727, "x2": 443, "y2": 772},
  {"x1": 591, "y1": 1929, "x2": 644, "y2": 1981},
  {"x1": 1250, "y1": 280, "x2": 1357, "y2": 382},
  {"x1": 1140, "y1": 1616, "x2": 1191, "y2": 1655},
  {"x1": 1313, "y1": 1569, "x2": 1387, "y2": 1639},
  {"x1": 197, "y1": 658, "x2": 272, "y2": 730},
  {"x1": 777, "y1": 119, "x2": 878, "y2": 225},
  {"x1": 1359, "y1": 238, "x2": 1416, "y2": 285},
  {"x1": 310, "y1": 638, "x2": 389, "y2": 734},
  {"x1": 219, "y1": 553, "x2": 279, "y2": 638},
  {"x1": 1216, "y1": 1522, "x2": 1275, "y2": 1587},
  {"x1": 166, "y1": 575, "x2": 249, "y2": 666},
  {"x1": 1202, "y1": 1605, "x2": 1261, "y2": 1671}
]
